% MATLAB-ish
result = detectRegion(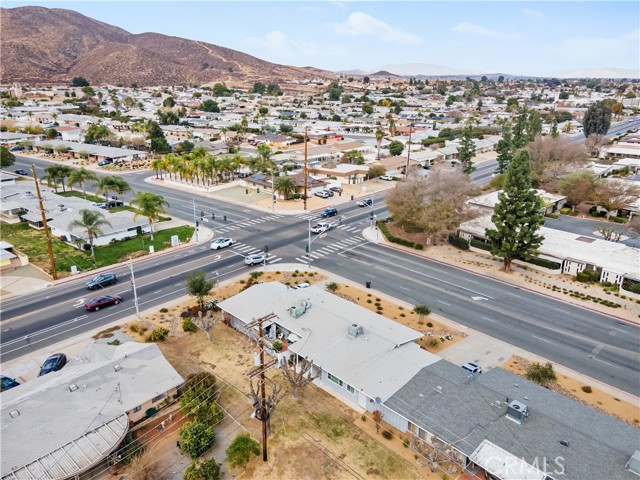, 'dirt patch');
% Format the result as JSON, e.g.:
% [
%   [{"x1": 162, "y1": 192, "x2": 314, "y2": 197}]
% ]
[
  {"x1": 92, "y1": 325, "x2": 121, "y2": 340},
  {"x1": 503, "y1": 355, "x2": 640, "y2": 427}
]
